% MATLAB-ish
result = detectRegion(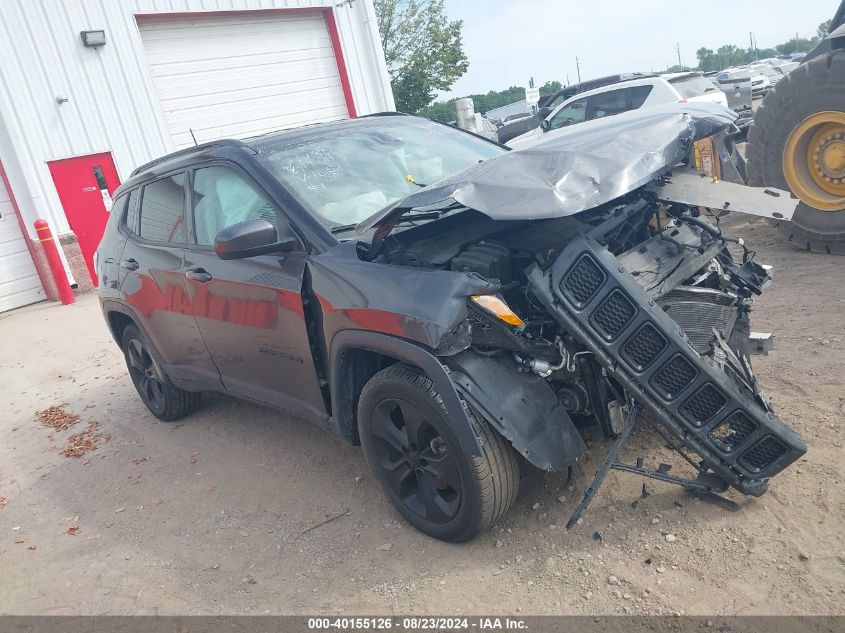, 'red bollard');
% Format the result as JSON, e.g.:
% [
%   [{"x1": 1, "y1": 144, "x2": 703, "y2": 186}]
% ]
[{"x1": 34, "y1": 219, "x2": 75, "y2": 305}]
